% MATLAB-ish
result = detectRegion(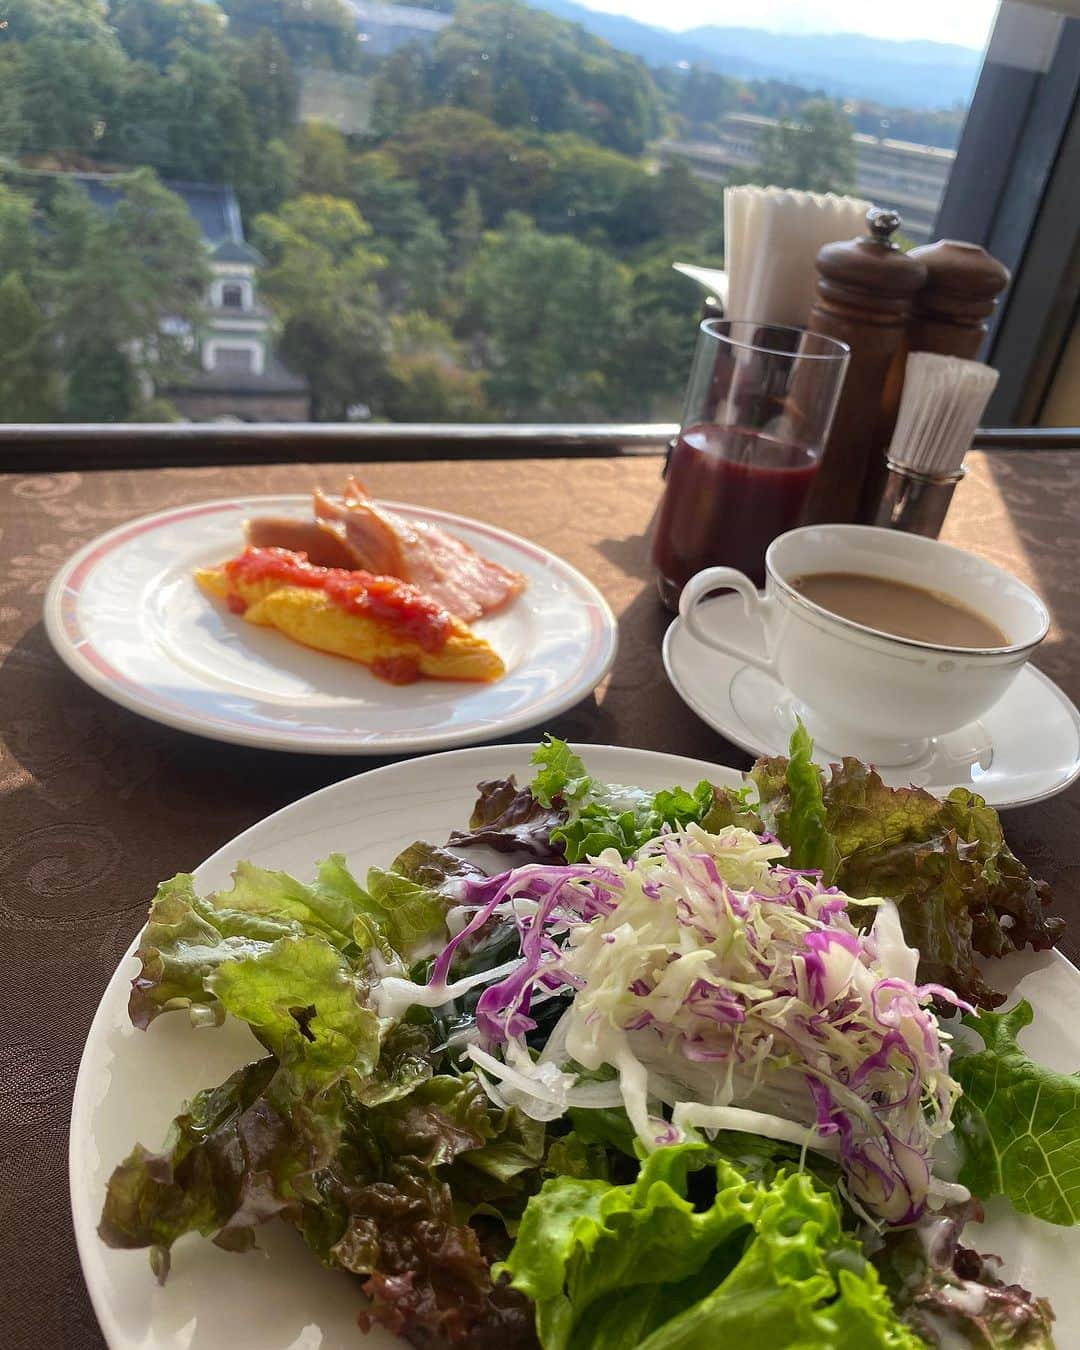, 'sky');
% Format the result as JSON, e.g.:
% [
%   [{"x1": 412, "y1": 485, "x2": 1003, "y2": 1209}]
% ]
[{"x1": 570, "y1": 0, "x2": 999, "y2": 49}]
